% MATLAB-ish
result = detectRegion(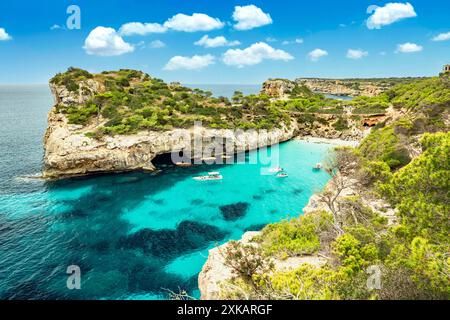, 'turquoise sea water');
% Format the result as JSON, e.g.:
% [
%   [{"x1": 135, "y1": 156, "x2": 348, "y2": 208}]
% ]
[{"x1": 0, "y1": 85, "x2": 339, "y2": 300}]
